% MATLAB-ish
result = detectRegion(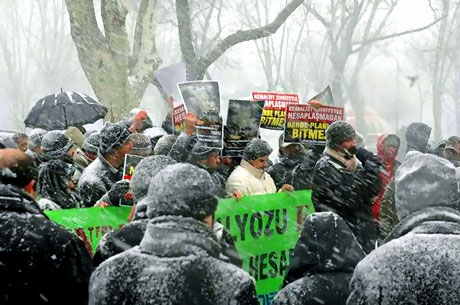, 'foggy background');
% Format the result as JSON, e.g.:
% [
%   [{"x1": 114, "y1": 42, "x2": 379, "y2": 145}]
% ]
[{"x1": 1, "y1": 0, "x2": 458, "y2": 149}]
